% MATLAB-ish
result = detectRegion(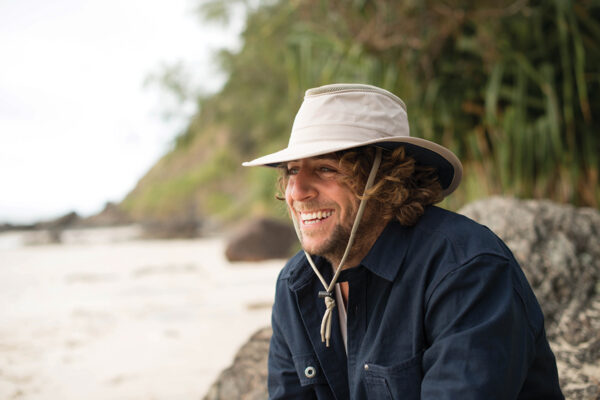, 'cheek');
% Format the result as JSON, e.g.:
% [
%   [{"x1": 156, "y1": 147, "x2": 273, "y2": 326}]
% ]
[
  {"x1": 334, "y1": 190, "x2": 359, "y2": 217},
  {"x1": 284, "y1": 182, "x2": 295, "y2": 208}
]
